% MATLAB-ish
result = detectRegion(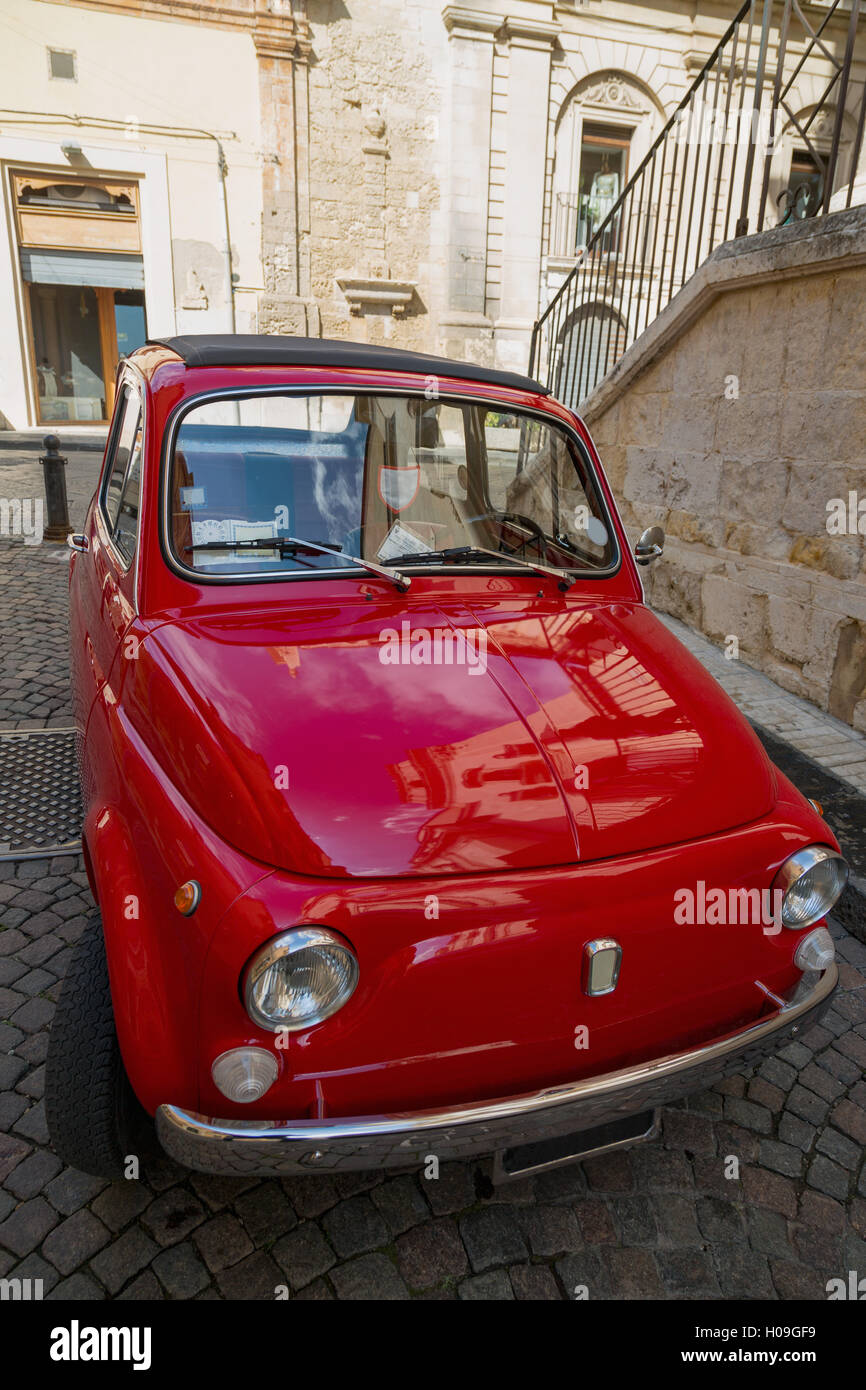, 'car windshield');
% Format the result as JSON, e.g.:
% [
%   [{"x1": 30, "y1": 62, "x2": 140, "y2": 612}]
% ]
[{"x1": 167, "y1": 392, "x2": 616, "y2": 579}]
